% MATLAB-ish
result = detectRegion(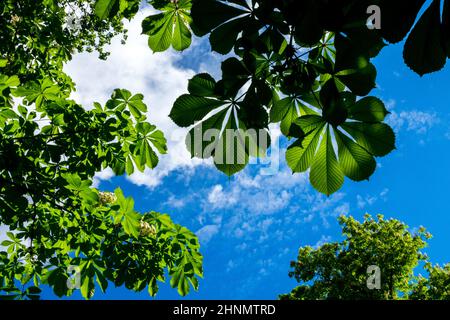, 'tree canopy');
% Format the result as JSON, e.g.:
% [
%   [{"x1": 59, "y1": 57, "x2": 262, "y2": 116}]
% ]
[
  {"x1": 280, "y1": 214, "x2": 450, "y2": 300},
  {"x1": 1, "y1": 0, "x2": 450, "y2": 300},
  {"x1": 0, "y1": 0, "x2": 202, "y2": 300},
  {"x1": 121, "y1": 0, "x2": 450, "y2": 195}
]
